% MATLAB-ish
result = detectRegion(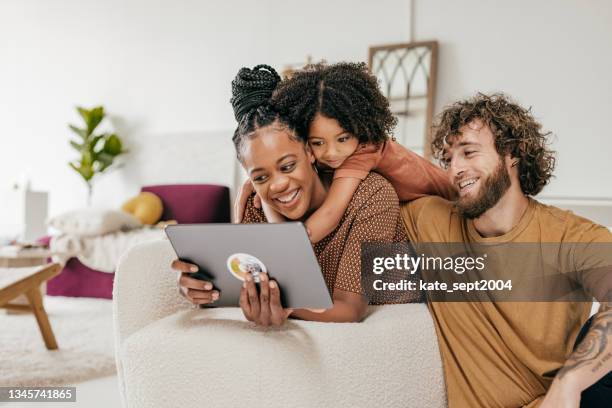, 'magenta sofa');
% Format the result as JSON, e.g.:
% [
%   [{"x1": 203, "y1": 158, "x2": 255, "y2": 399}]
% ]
[{"x1": 42, "y1": 184, "x2": 230, "y2": 299}]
